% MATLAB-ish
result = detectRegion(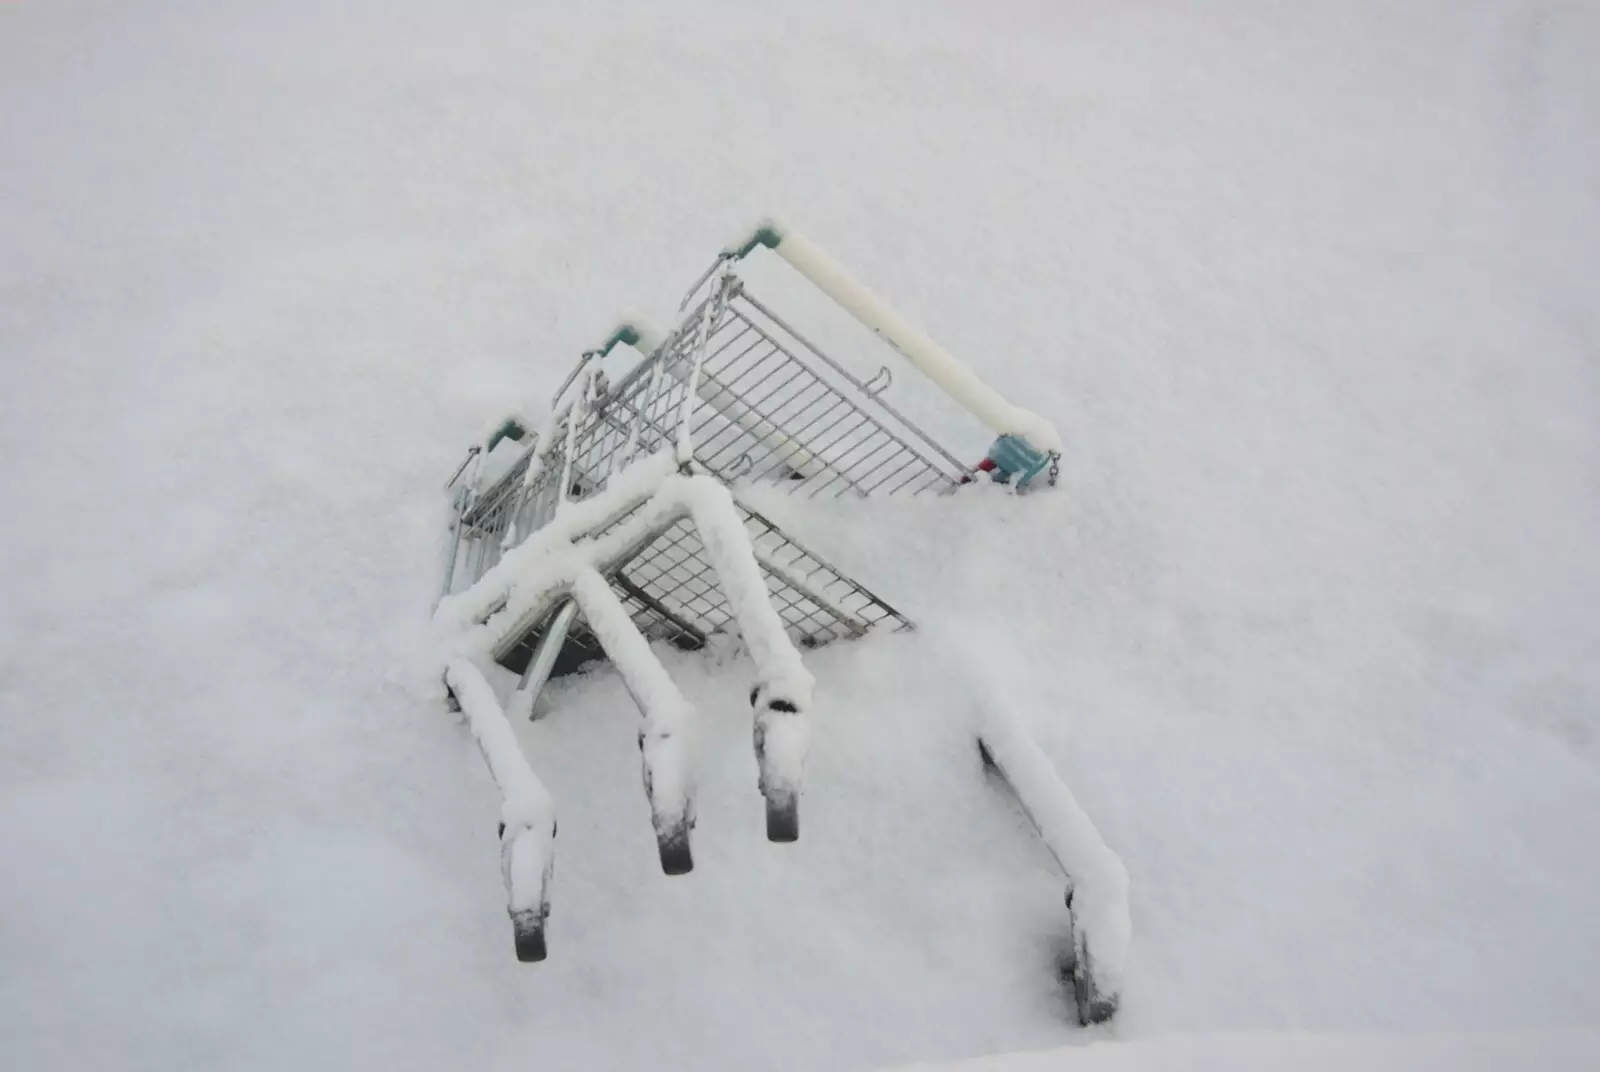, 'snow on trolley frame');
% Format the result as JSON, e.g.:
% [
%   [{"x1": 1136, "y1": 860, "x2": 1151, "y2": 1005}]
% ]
[{"x1": 428, "y1": 220, "x2": 1127, "y2": 1024}]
